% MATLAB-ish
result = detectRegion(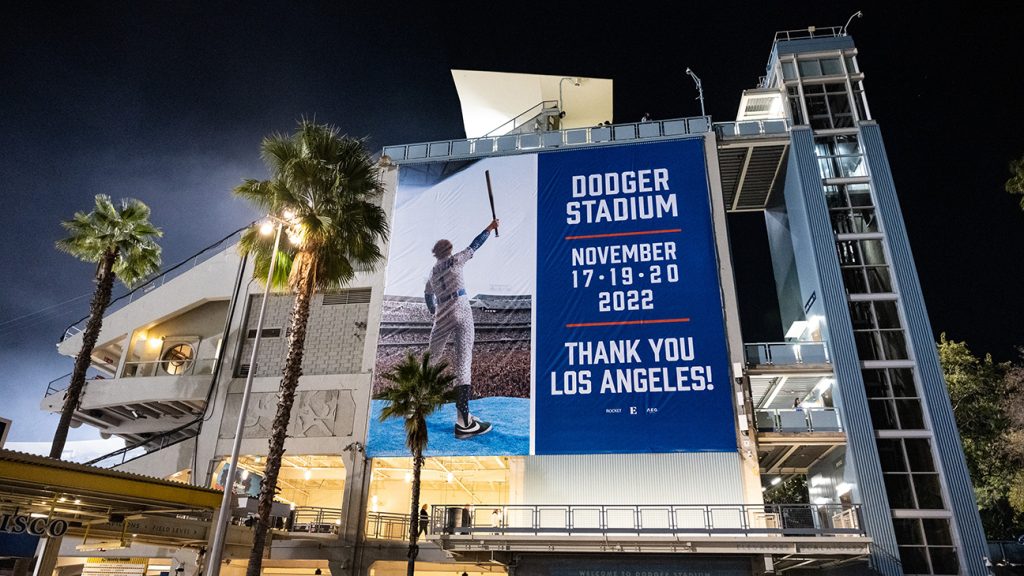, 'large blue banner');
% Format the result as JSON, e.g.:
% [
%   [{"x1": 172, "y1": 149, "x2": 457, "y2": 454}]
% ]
[
  {"x1": 534, "y1": 139, "x2": 735, "y2": 454},
  {"x1": 367, "y1": 138, "x2": 735, "y2": 457}
]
